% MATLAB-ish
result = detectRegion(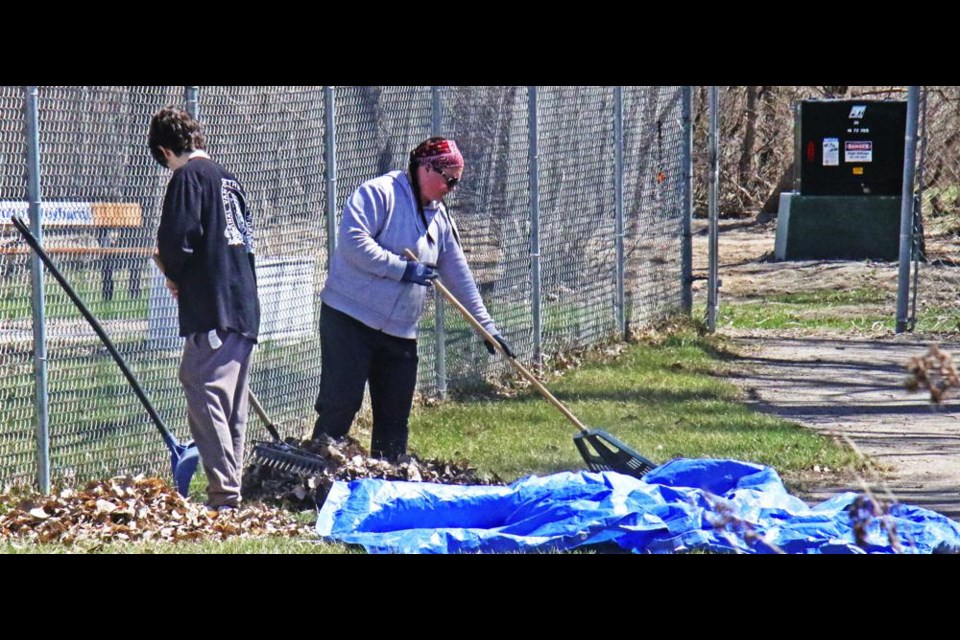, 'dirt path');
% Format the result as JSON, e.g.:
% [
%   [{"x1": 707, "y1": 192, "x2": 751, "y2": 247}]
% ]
[
  {"x1": 696, "y1": 219, "x2": 960, "y2": 520},
  {"x1": 730, "y1": 334, "x2": 960, "y2": 519}
]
